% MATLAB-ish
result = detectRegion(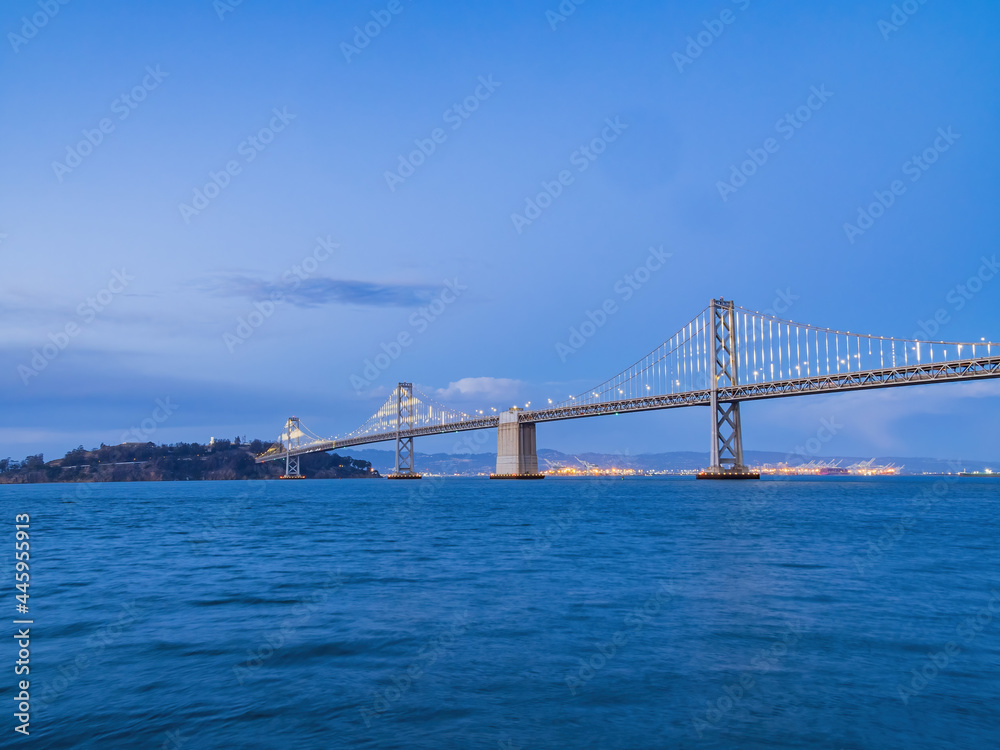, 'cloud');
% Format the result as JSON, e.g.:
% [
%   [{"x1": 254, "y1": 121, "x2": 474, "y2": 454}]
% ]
[
  {"x1": 433, "y1": 377, "x2": 523, "y2": 403},
  {"x1": 199, "y1": 274, "x2": 441, "y2": 308}
]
